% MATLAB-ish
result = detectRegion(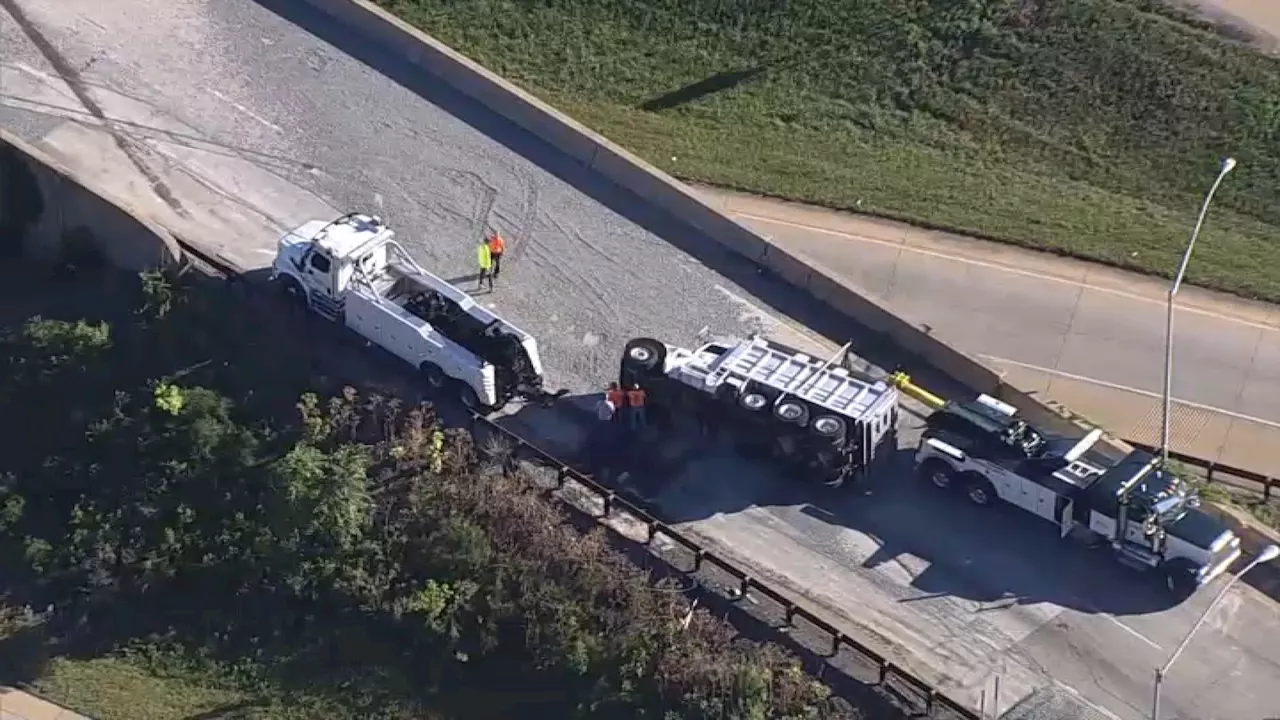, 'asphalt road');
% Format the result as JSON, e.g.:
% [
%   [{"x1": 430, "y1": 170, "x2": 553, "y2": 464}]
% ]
[{"x1": 3, "y1": 2, "x2": 1279, "y2": 719}]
